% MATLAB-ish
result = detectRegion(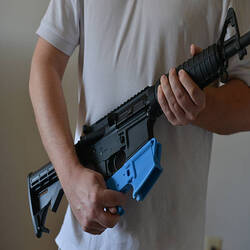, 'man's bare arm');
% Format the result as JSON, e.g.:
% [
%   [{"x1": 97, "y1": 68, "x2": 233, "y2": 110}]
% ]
[
  {"x1": 29, "y1": 38, "x2": 126, "y2": 235},
  {"x1": 29, "y1": 38, "x2": 79, "y2": 180},
  {"x1": 193, "y1": 80, "x2": 250, "y2": 135}
]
